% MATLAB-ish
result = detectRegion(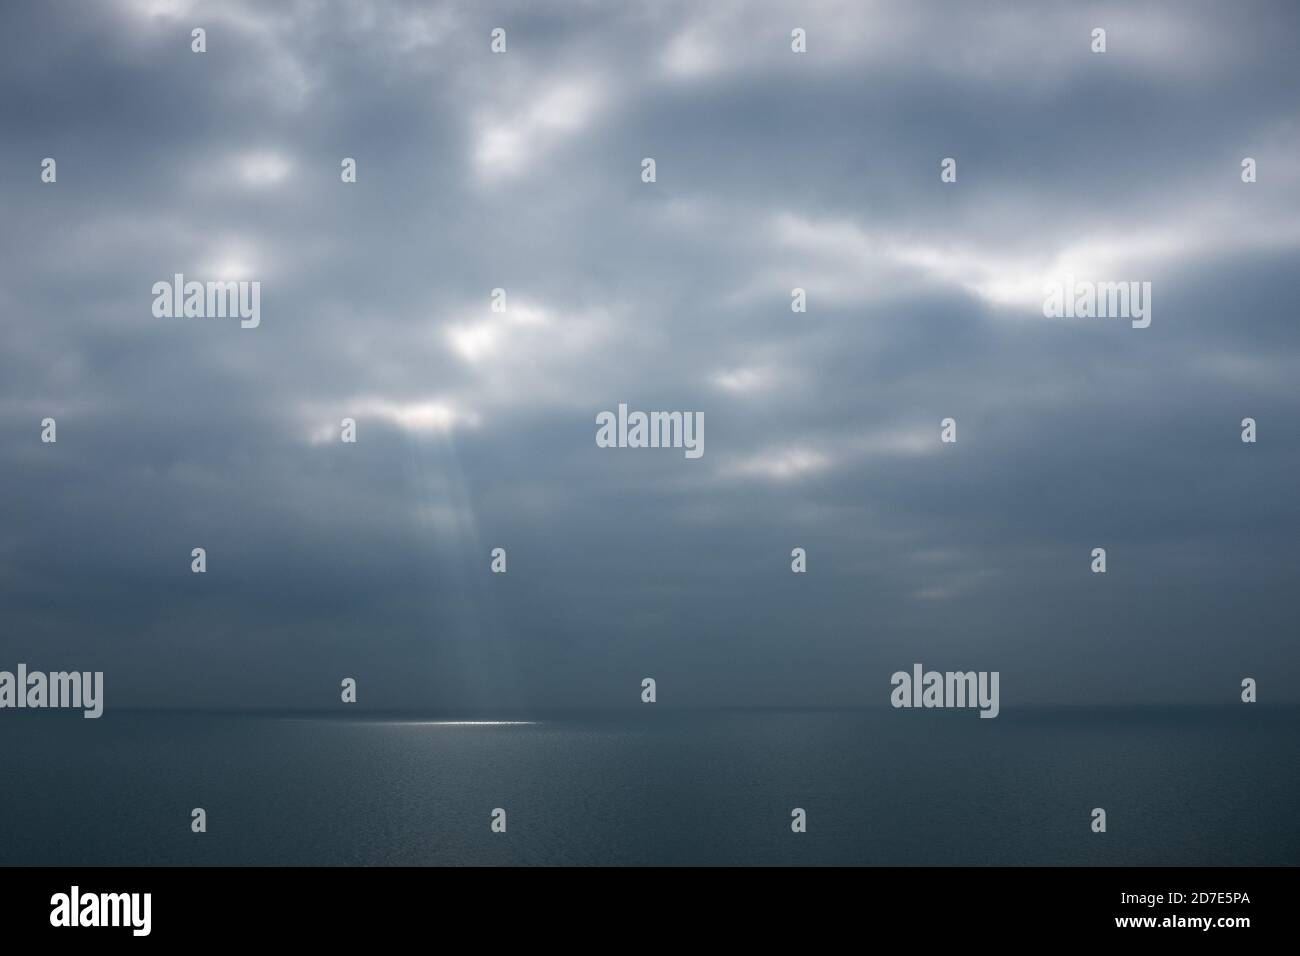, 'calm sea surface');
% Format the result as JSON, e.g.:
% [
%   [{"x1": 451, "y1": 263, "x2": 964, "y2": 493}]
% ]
[{"x1": 1, "y1": 707, "x2": 1295, "y2": 866}]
